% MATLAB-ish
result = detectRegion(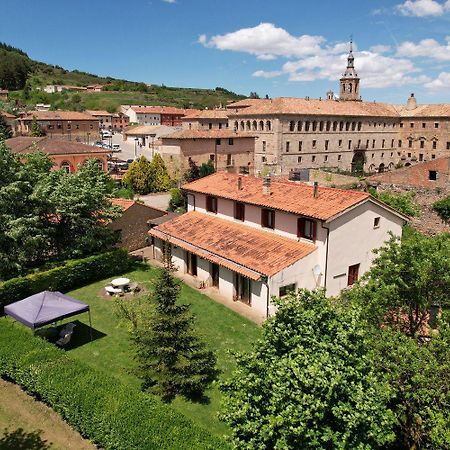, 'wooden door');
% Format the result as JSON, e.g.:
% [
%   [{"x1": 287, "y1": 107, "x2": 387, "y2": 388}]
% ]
[{"x1": 347, "y1": 263, "x2": 360, "y2": 286}]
